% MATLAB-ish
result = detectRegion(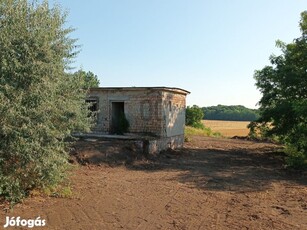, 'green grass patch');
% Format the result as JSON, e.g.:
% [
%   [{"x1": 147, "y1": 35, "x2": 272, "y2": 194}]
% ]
[{"x1": 185, "y1": 126, "x2": 222, "y2": 141}]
